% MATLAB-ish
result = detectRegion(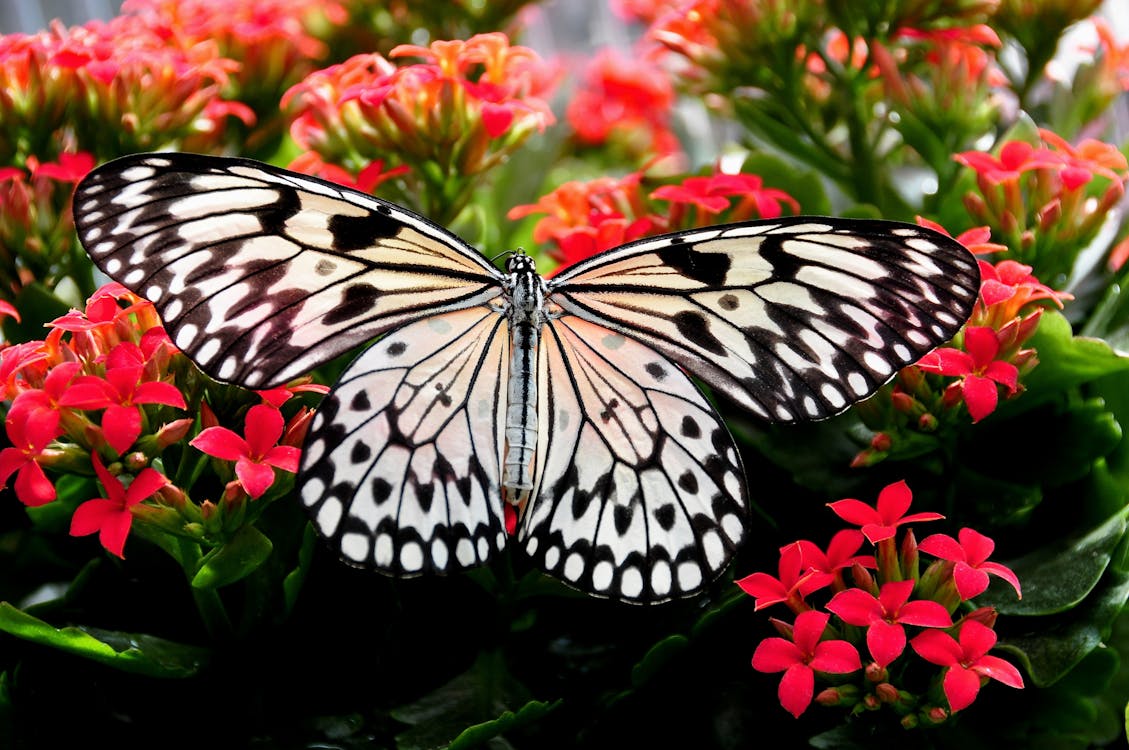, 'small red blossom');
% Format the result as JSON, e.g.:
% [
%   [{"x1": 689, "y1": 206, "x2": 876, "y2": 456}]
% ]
[
  {"x1": 190, "y1": 404, "x2": 300, "y2": 499},
  {"x1": 651, "y1": 172, "x2": 799, "y2": 220},
  {"x1": 751, "y1": 610, "x2": 862, "y2": 718},
  {"x1": 796, "y1": 529, "x2": 875, "y2": 578},
  {"x1": 954, "y1": 140, "x2": 1060, "y2": 185},
  {"x1": 826, "y1": 480, "x2": 944, "y2": 544},
  {"x1": 0, "y1": 398, "x2": 61, "y2": 506},
  {"x1": 737, "y1": 541, "x2": 833, "y2": 611},
  {"x1": 917, "y1": 327, "x2": 1019, "y2": 423},
  {"x1": 827, "y1": 580, "x2": 953, "y2": 667},
  {"x1": 70, "y1": 454, "x2": 168, "y2": 558},
  {"x1": 910, "y1": 620, "x2": 1024, "y2": 712},
  {"x1": 918, "y1": 528, "x2": 1022, "y2": 600}
]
